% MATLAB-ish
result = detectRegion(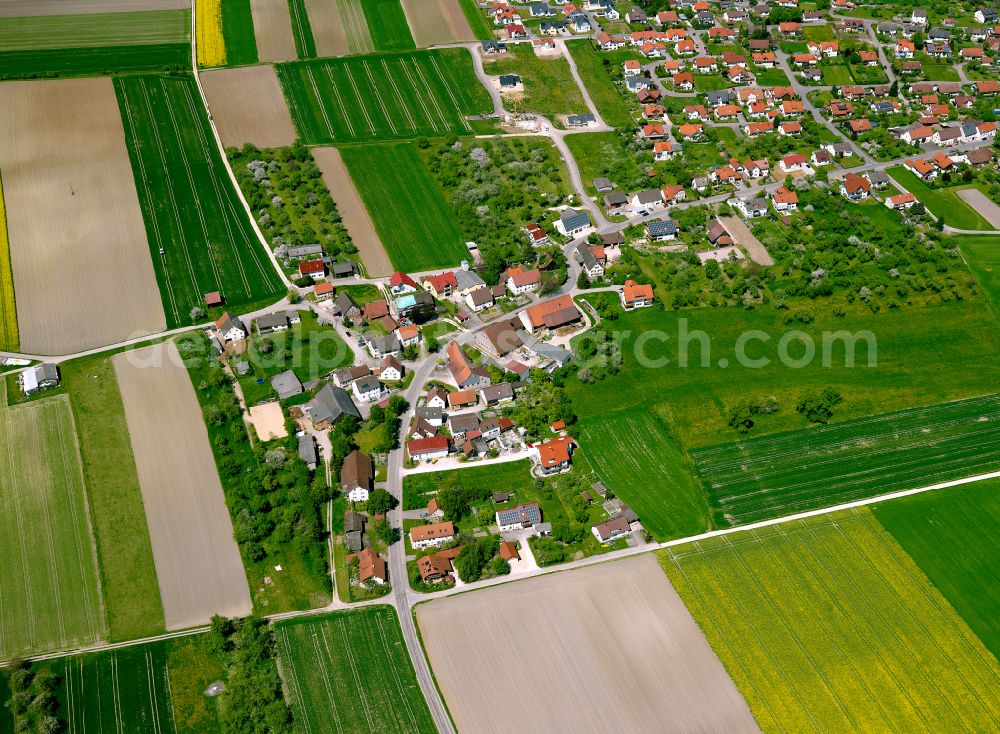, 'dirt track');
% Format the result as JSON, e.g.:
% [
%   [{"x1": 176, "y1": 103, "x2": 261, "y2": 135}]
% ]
[
  {"x1": 0, "y1": 77, "x2": 165, "y2": 355},
  {"x1": 304, "y1": 0, "x2": 350, "y2": 56},
  {"x1": 312, "y1": 147, "x2": 392, "y2": 277},
  {"x1": 417, "y1": 554, "x2": 760, "y2": 734},
  {"x1": 957, "y1": 188, "x2": 1000, "y2": 229},
  {"x1": 0, "y1": 0, "x2": 188, "y2": 16},
  {"x1": 249, "y1": 0, "x2": 297, "y2": 62},
  {"x1": 401, "y1": 0, "x2": 476, "y2": 46},
  {"x1": 201, "y1": 65, "x2": 297, "y2": 148},
  {"x1": 113, "y1": 342, "x2": 251, "y2": 631}
]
